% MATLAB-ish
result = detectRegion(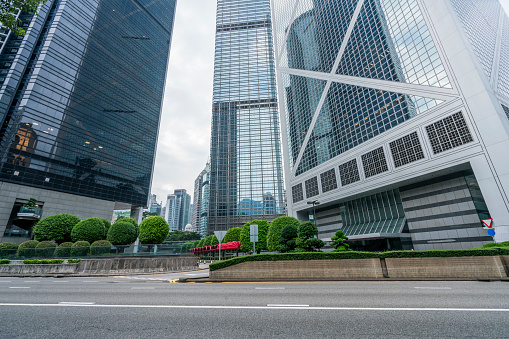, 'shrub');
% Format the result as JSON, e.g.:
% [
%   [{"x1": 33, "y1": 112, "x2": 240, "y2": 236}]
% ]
[
  {"x1": 279, "y1": 224, "x2": 299, "y2": 253},
  {"x1": 0, "y1": 242, "x2": 18, "y2": 258},
  {"x1": 107, "y1": 221, "x2": 137, "y2": 245},
  {"x1": 114, "y1": 217, "x2": 139, "y2": 236},
  {"x1": 499, "y1": 241, "x2": 509, "y2": 247},
  {"x1": 23, "y1": 259, "x2": 63, "y2": 264},
  {"x1": 482, "y1": 243, "x2": 501, "y2": 248},
  {"x1": 267, "y1": 217, "x2": 300, "y2": 252},
  {"x1": 138, "y1": 216, "x2": 169, "y2": 244},
  {"x1": 222, "y1": 227, "x2": 242, "y2": 243},
  {"x1": 18, "y1": 240, "x2": 39, "y2": 257},
  {"x1": 33, "y1": 213, "x2": 81, "y2": 244},
  {"x1": 67, "y1": 258, "x2": 81, "y2": 264},
  {"x1": 0, "y1": 259, "x2": 9, "y2": 265},
  {"x1": 55, "y1": 242, "x2": 73, "y2": 257},
  {"x1": 35, "y1": 241, "x2": 57, "y2": 257},
  {"x1": 70, "y1": 241, "x2": 91, "y2": 257},
  {"x1": 99, "y1": 218, "x2": 112, "y2": 234},
  {"x1": 90, "y1": 240, "x2": 112, "y2": 256},
  {"x1": 240, "y1": 220, "x2": 270, "y2": 253},
  {"x1": 331, "y1": 230, "x2": 352, "y2": 252},
  {"x1": 210, "y1": 234, "x2": 219, "y2": 246},
  {"x1": 296, "y1": 221, "x2": 324, "y2": 252},
  {"x1": 71, "y1": 218, "x2": 106, "y2": 243}
]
